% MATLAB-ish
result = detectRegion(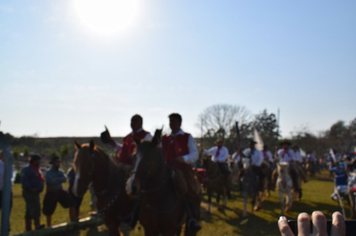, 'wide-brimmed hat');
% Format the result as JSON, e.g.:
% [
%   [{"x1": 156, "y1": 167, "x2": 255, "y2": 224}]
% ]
[
  {"x1": 279, "y1": 140, "x2": 291, "y2": 146},
  {"x1": 215, "y1": 139, "x2": 223, "y2": 144},
  {"x1": 248, "y1": 139, "x2": 257, "y2": 145},
  {"x1": 50, "y1": 157, "x2": 60, "y2": 164}
]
